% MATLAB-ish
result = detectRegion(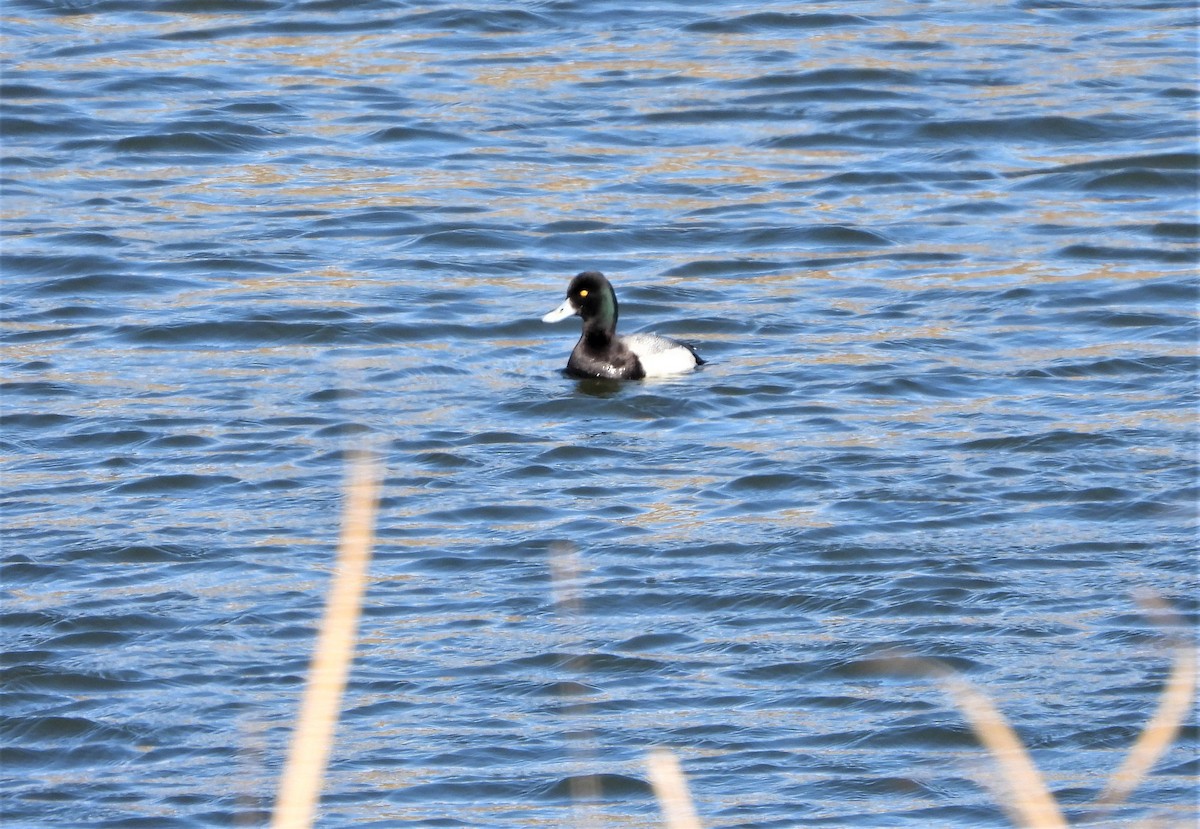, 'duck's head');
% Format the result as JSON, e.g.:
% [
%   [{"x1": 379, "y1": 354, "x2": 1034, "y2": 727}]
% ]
[{"x1": 542, "y1": 271, "x2": 618, "y2": 330}]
